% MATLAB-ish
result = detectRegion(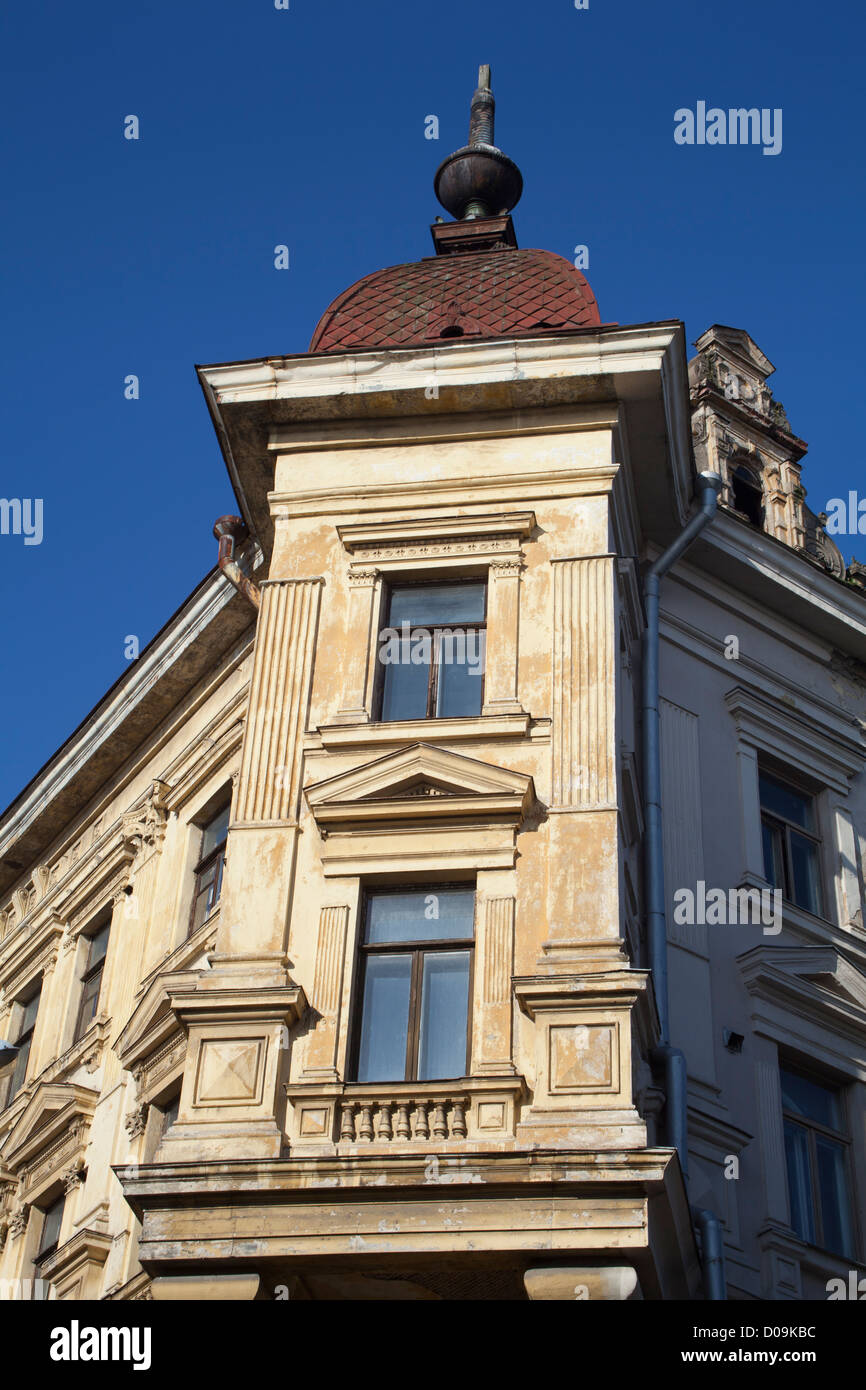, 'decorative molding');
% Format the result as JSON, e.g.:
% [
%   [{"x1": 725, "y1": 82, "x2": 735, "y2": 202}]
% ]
[
  {"x1": 725, "y1": 686, "x2": 866, "y2": 794},
  {"x1": 302, "y1": 906, "x2": 349, "y2": 1079},
  {"x1": 337, "y1": 512, "x2": 536, "y2": 553},
  {"x1": 235, "y1": 578, "x2": 323, "y2": 822},
  {"x1": 551, "y1": 556, "x2": 616, "y2": 809}
]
